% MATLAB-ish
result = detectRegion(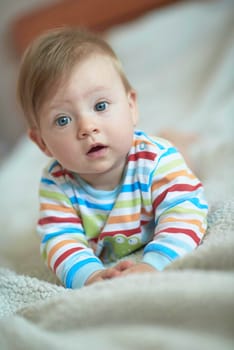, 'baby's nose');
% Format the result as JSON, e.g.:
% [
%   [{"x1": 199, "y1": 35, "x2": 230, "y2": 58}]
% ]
[{"x1": 77, "y1": 117, "x2": 99, "y2": 139}]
